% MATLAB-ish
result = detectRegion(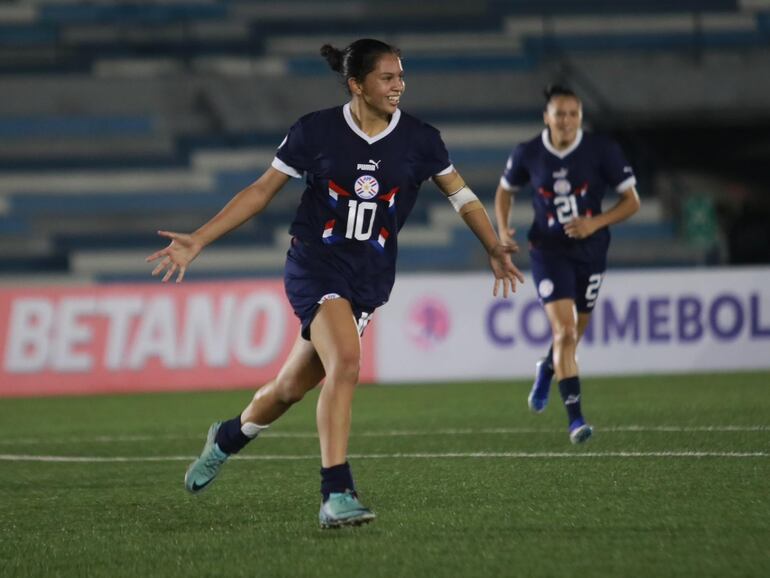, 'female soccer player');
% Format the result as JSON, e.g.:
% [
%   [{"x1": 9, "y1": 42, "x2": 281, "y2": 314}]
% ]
[
  {"x1": 147, "y1": 39, "x2": 524, "y2": 528},
  {"x1": 494, "y1": 85, "x2": 640, "y2": 444}
]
